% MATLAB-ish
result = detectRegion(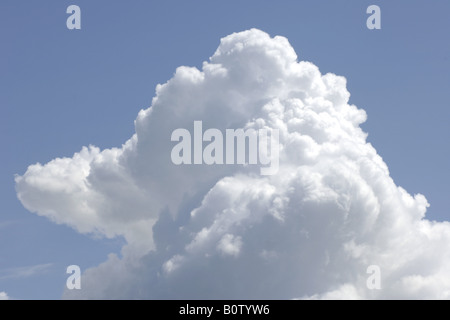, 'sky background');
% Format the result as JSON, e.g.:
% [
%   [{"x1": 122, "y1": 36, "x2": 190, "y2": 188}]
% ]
[{"x1": 1, "y1": 0, "x2": 449, "y2": 299}]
